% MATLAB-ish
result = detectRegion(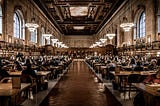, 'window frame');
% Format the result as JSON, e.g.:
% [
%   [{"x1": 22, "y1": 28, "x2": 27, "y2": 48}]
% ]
[
  {"x1": 138, "y1": 12, "x2": 146, "y2": 38},
  {"x1": 30, "y1": 29, "x2": 37, "y2": 43},
  {"x1": 13, "y1": 9, "x2": 25, "y2": 40}
]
